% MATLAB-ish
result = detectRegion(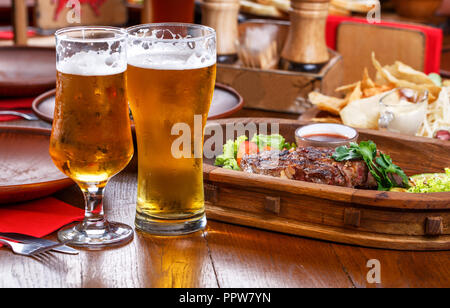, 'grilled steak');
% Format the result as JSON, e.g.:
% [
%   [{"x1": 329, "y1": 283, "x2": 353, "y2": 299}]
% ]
[{"x1": 240, "y1": 147, "x2": 377, "y2": 188}]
